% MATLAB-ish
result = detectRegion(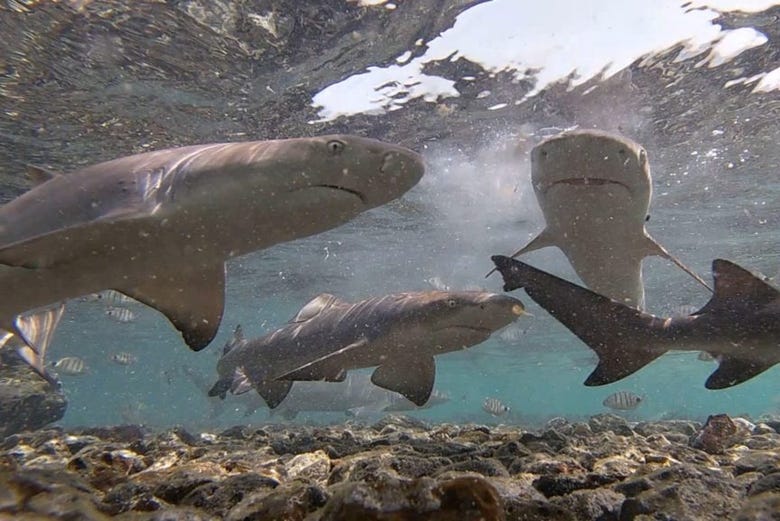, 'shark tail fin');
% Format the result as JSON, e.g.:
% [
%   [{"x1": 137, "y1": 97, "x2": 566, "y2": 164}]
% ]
[
  {"x1": 11, "y1": 304, "x2": 65, "y2": 387},
  {"x1": 491, "y1": 255, "x2": 668, "y2": 386}
]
